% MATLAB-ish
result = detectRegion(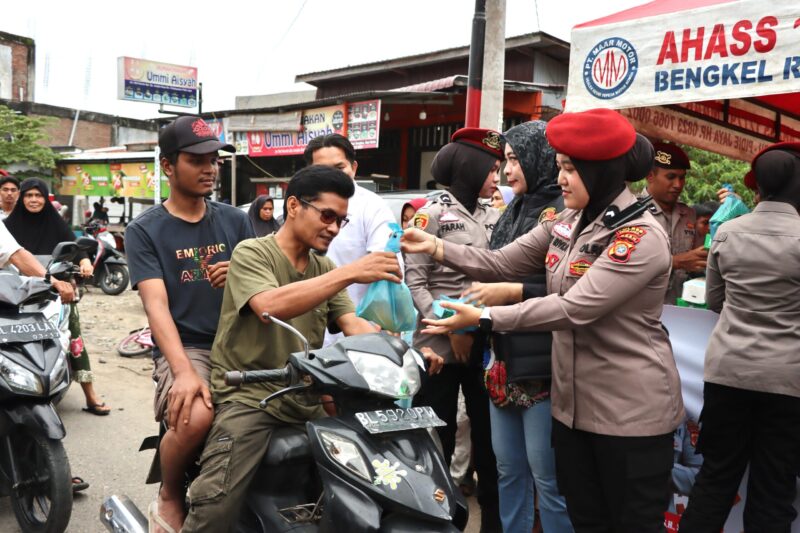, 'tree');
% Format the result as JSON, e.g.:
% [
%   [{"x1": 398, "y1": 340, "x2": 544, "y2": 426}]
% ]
[{"x1": 0, "y1": 105, "x2": 57, "y2": 170}]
